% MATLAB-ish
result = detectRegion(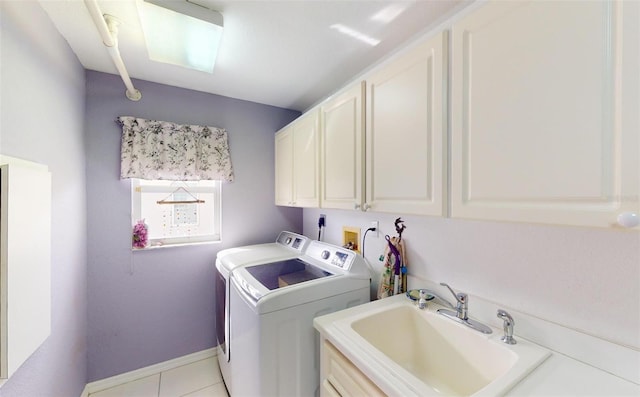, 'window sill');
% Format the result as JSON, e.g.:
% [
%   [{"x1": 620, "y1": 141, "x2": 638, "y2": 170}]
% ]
[{"x1": 131, "y1": 240, "x2": 221, "y2": 251}]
